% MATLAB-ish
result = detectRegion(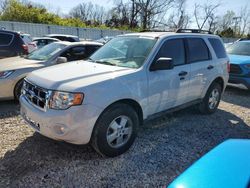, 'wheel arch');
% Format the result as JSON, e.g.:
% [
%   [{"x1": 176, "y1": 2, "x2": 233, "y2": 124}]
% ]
[
  {"x1": 212, "y1": 76, "x2": 224, "y2": 90},
  {"x1": 202, "y1": 76, "x2": 225, "y2": 99},
  {"x1": 95, "y1": 98, "x2": 144, "y2": 127},
  {"x1": 13, "y1": 77, "x2": 25, "y2": 99}
]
